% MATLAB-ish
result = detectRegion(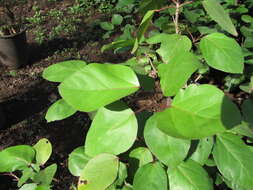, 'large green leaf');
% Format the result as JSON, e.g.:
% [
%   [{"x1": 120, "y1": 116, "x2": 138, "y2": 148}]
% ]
[
  {"x1": 200, "y1": 33, "x2": 244, "y2": 73},
  {"x1": 68, "y1": 146, "x2": 91, "y2": 177},
  {"x1": 0, "y1": 145, "x2": 35, "y2": 172},
  {"x1": 144, "y1": 115, "x2": 190, "y2": 168},
  {"x1": 158, "y1": 52, "x2": 200, "y2": 96},
  {"x1": 190, "y1": 137, "x2": 214, "y2": 165},
  {"x1": 202, "y1": 0, "x2": 237, "y2": 36},
  {"x1": 133, "y1": 162, "x2": 167, "y2": 190},
  {"x1": 33, "y1": 138, "x2": 52, "y2": 165},
  {"x1": 59, "y1": 63, "x2": 139, "y2": 112},
  {"x1": 78, "y1": 153, "x2": 119, "y2": 190},
  {"x1": 42, "y1": 60, "x2": 87, "y2": 82},
  {"x1": 213, "y1": 133, "x2": 253, "y2": 189},
  {"x1": 33, "y1": 164, "x2": 57, "y2": 186},
  {"x1": 18, "y1": 168, "x2": 35, "y2": 187},
  {"x1": 85, "y1": 107, "x2": 138, "y2": 156},
  {"x1": 147, "y1": 34, "x2": 192, "y2": 63},
  {"x1": 45, "y1": 99, "x2": 77, "y2": 122},
  {"x1": 155, "y1": 84, "x2": 241, "y2": 139},
  {"x1": 168, "y1": 159, "x2": 213, "y2": 190}
]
